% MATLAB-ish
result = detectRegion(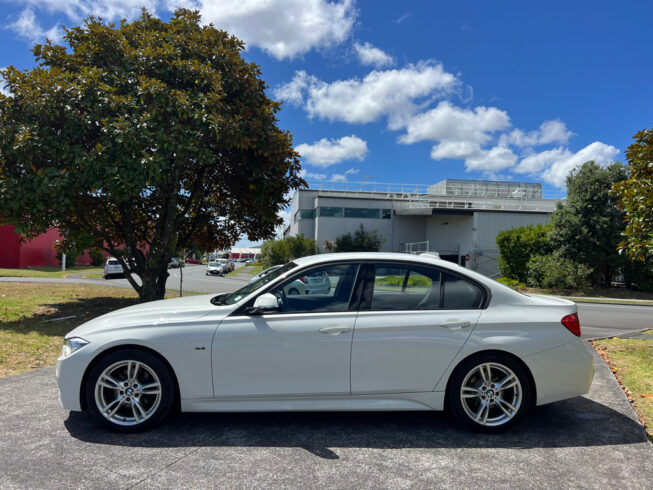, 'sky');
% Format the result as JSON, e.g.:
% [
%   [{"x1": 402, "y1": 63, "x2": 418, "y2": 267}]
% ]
[{"x1": 1, "y1": 1, "x2": 652, "y2": 245}]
